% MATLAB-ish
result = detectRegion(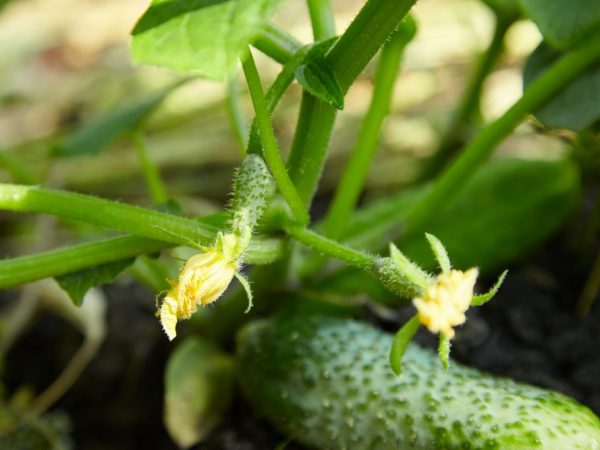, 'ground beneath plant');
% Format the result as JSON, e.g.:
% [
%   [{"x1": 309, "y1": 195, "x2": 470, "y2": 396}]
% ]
[{"x1": 4, "y1": 229, "x2": 600, "y2": 450}]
